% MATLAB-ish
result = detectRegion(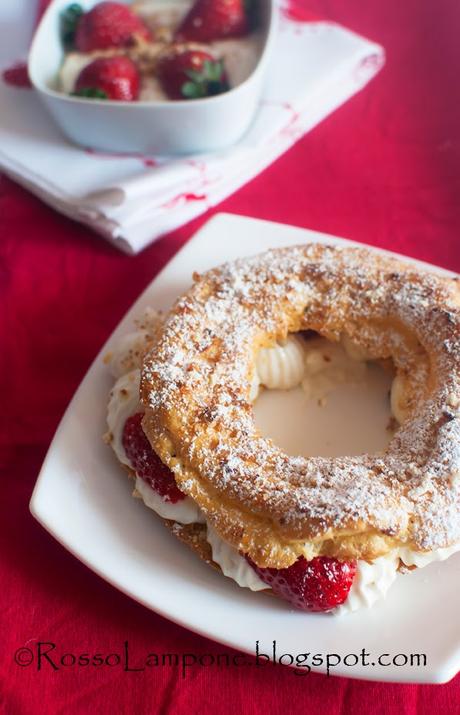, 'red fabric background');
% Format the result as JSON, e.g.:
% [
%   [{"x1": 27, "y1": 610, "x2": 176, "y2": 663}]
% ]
[{"x1": 2, "y1": 1, "x2": 460, "y2": 713}]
